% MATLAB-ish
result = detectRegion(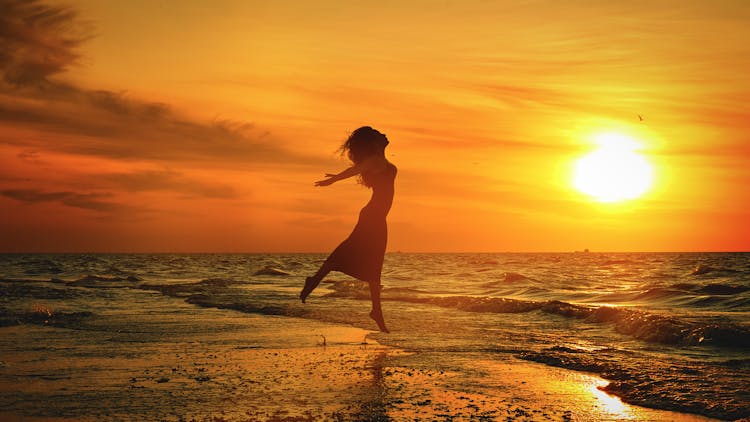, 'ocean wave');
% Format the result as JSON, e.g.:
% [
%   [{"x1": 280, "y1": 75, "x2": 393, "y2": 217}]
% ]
[
  {"x1": 555, "y1": 300, "x2": 749, "y2": 348},
  {"x1": 22, "y1": 258, "x2": 63, "y2": 275},
  {"x1": 475, "y1": 259, "x2": 499, "y2": 266},
  {"x1": 696, "y1": 283, "x2": 749, "y2": 295},
  {"x1": 590, "y1": 291, "x2": 640, "y2": 303},
  {"x1": 67, "y1": 274, "x2": 142, "y2": 288},
  {"x1": 724, "y1": 296, "x2": 750, "y2": 309},
  {"x1": 197, "y1": 277, "x2": 245, "y2": 287},
  {"x1": 599, "y1": 259, "x2": 636, "y2": 266},
  {"x1": 670, "y1": 282, "x2": 696, "y2": 291},
  {"x1": 0, "y1": 306, "x2": 93, "y2": 328},
  {"x1": 252, "y1": 266, "x2": 291, "y2": 276},
  {"x1": 104, "y1": 265, "x2": 132, "y2": 276},
  {"x1": 719, "y1": 358, "x2": 750, "y2": 368},
  {"x1": 10, "y1": 273, "x2": 745, "y2": 350},
  {"x1": 631, "y1": 287, "x2": 687, "y2": 301},
  {"x1": 489, "y1": 286, "x2": 551, "y2": 298},
  {"x1": 185, "y1": 294, "x2": 306, "y2": 319},
  {"x1": 690, "y1": 264, "x2": 741, "y2": 276},
  {"x1": 518, "y1": 346, "x2": 750, "y2": 420},
  {"x1": 139, "y1": 278, "x2": 246, "y2": 295},
  {"x1": 685, "y1": 295, "x2": 738, "y2": 308},
  {"x1": 0, "y1": 279, "x2": 89, "y2": 300},
  {"x1": 668, "y1": 280, "x2": 750, "y2": 295},
  {"x1": 502, "y1": 272, "x2": 529, "y2": 282},
  {"x1": 594, "y1": 282, "x2": 750, "y2": 308},
  {"x1": 383, "y1": 286, "x2": 429, "y2": 295},
  {"x1": 321, "y1": 279, "x2": 370, "y2": 299},
  {"x1": 323, "y1": 280, "x2": 750, "y2": 348},
  {"x1": 479, "y1": 272, "x2": 531, "y2": 287}
]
